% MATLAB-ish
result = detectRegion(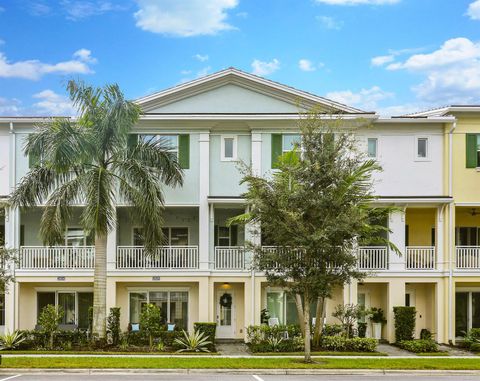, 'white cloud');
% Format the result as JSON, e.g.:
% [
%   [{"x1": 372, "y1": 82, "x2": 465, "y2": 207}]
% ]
[
  {"x1": 134, "y1": 0, "x2": 238, "y2": 37},
  {"x1": 32, "y1": 90, "x2": 76, "y2": 116},
  {"x1": 0, "y1": 97, "x2": 22, "y2": 116},
  {"x1": 376, "y1": 103, "x2": 424, "y2": 117},
  {"x1": 467, "y1": 0, "x2": 480, "y2": 20},
  {"x1": 381, "y1": 38, "x2": 480, "y2": 104},
  {"x1": 316, "y1": 15, "x2": 343, "y2": 29},
  {"x1": 326, "y1": 86, "x2": 394, "y2": 111},
  {"x1": 179, "y1": 66, "x2": 211, "y2": 83},
  {"x1": 60, "y1": 1, "x2": 126, "y2": 20},
  {"x1": 298, "y1": 59, "x2": 316, "y2": 72},
  {"x1": 194, "y1": 54, "x2": 209, "y2": 62},
  {"x1": 251, "y1": 59, "x2": 280, "y2": 76},
  {"x1": 0, "y1": 49, "x2": 96, "y2": 80},
  {"x1": 371, "y1": 54, "x2": 394, "y2": 66},
  {"x1": 0, "y1": 6, "x2": 4, "y2": 13},
  {"x1": 315, "y1": 0, "x2": 399, "y2": 5},
  {"x1": 28, "y1": 2, "x2": 51, "y2": 16}
]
